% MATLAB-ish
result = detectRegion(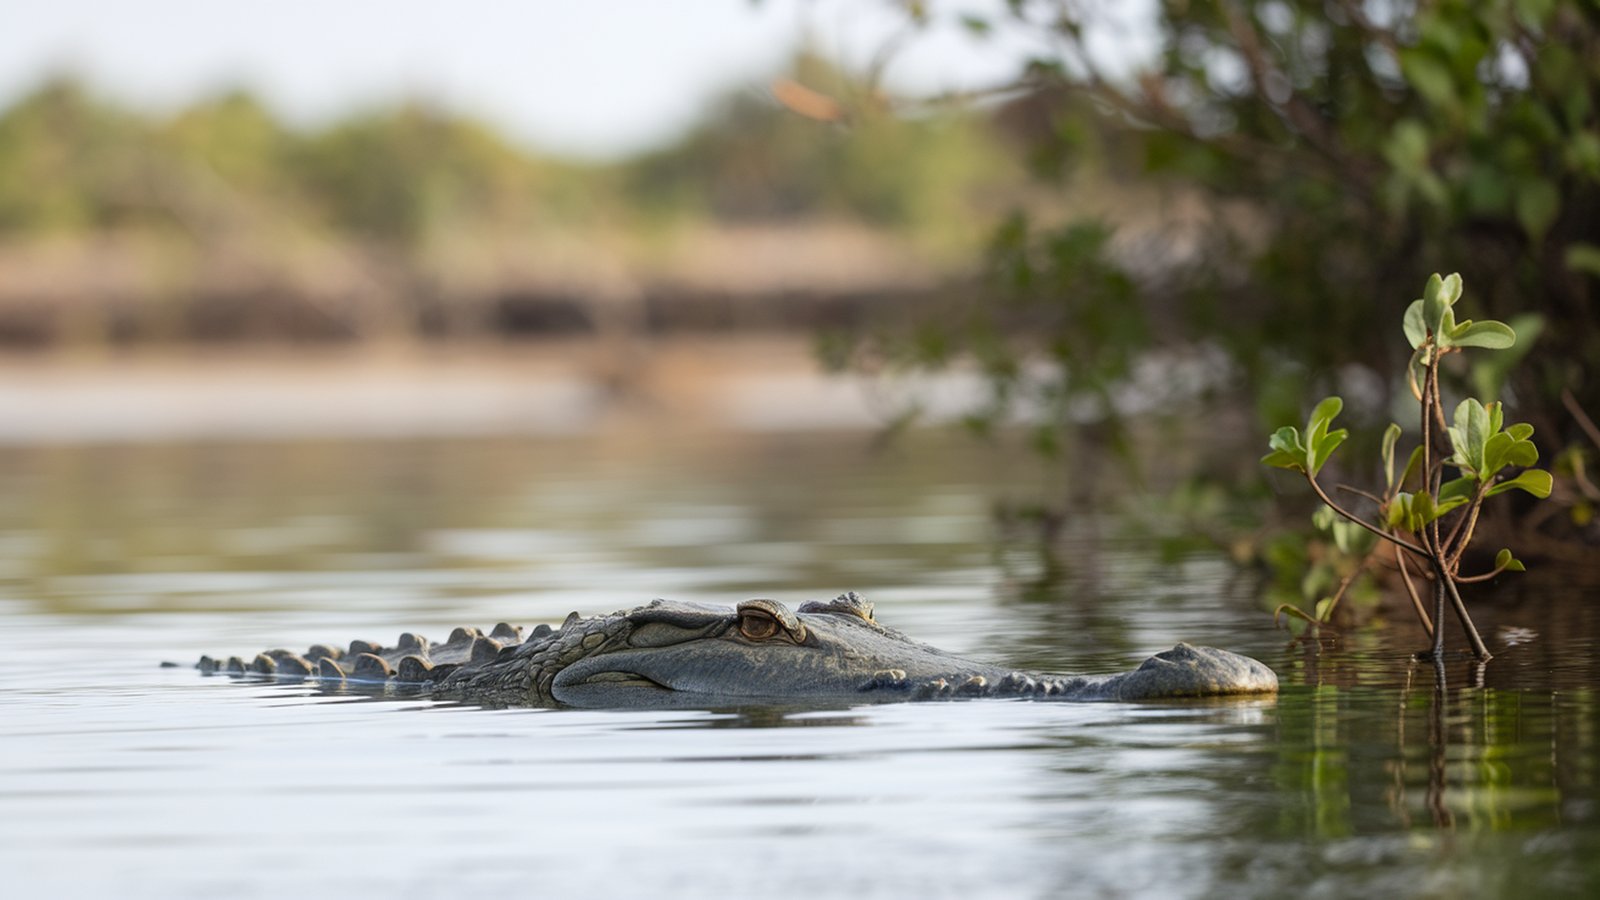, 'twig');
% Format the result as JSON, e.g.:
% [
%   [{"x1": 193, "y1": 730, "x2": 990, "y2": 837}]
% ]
[
  {"x1": 1316, "y1": 553, "x2": 1370, "y2": 624},
  {"x1": 1305, "y1": 475, "x2": 1428, "y2": 557},
  {"x1": 1442, "y1": 483, "x2": 1489, "y2": 570},
  {"x1": 1335, "y1": 484, "x2": 1386, "y2": 506},
  {"x1": 1442, "y1": 574, "x2": 1492, "y2": 660},
  {"x1": 1456, "y1": 562, "x2": 1512, "y2": 584},
  {"x1": 1395, "y1": 541, "x2": 1433, "y2": 638},
  {"x1": 1563, "y1": 388, "x2": 1600, "y2": 451}
]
